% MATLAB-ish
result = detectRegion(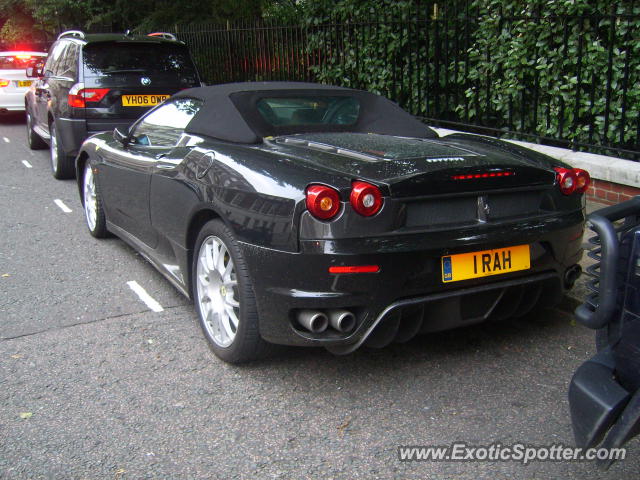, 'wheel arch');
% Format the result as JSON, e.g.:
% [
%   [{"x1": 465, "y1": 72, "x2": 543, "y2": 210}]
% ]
[
  {"x1": 76, "y1": 151, "x2": 90, "y2": 203},
  {"x1": 185, "y1": 207, "x2": 223, "y2": 295}
]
